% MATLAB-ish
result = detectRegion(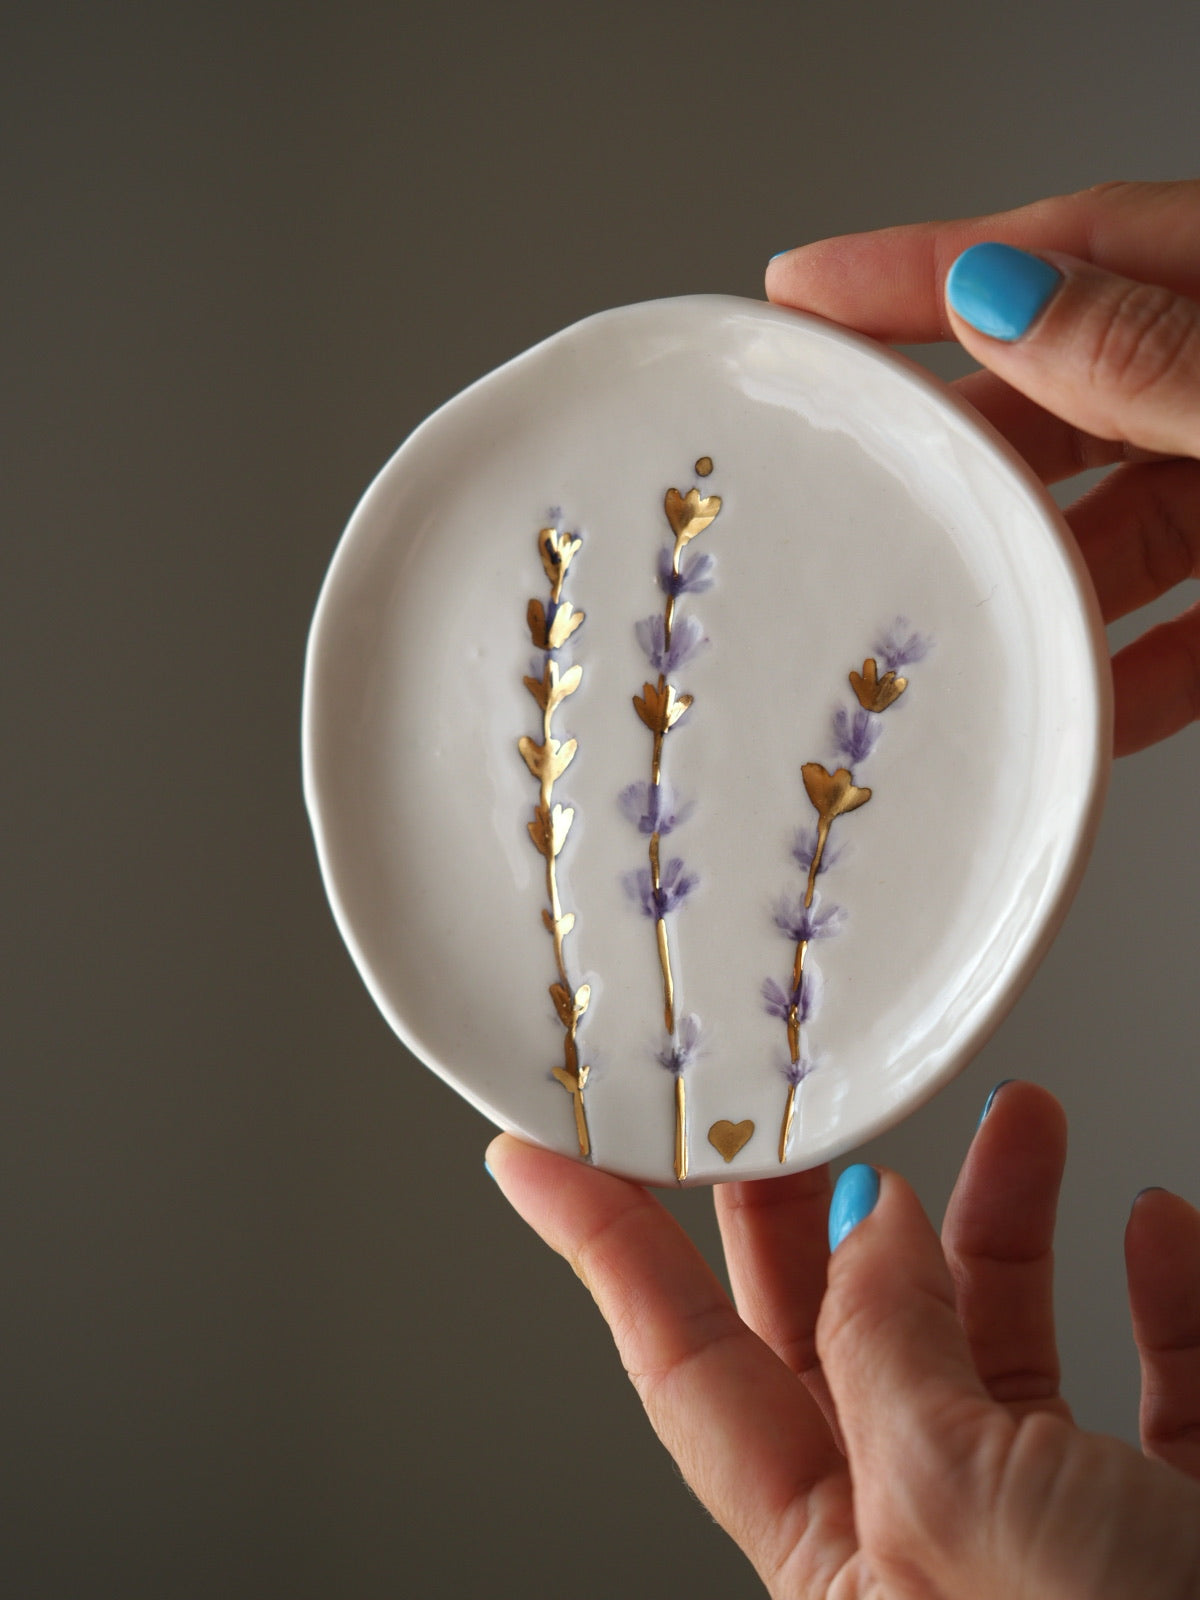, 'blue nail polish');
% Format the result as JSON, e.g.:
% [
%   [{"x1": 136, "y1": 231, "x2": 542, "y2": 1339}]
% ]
[
  {"x1": 977, "y1": 1079, "x2": 1014, "y2": 1130},
  {"x1": 484, "y1": 1158, "x2": 496, "y2": 1182},
  {"x1": 769, "y1": 250, "x2": 791, "y2": 262},
  {"x1": 829, "y1": 1163, "x2": 880, "y2": 1251},
  {"x1": 946, "y1": 243, "x2": 1062, "y2": 342}
]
